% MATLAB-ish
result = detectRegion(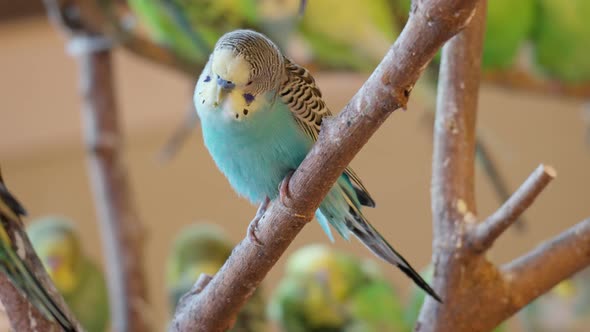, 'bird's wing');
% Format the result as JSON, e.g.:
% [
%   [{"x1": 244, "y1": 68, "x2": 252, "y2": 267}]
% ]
[
  {"x1": 279, "y1": 58, "x2": 375, "y2": 207},
  {"x1": 0, "y1": 181, "x2": 76, "y2": 332}
]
